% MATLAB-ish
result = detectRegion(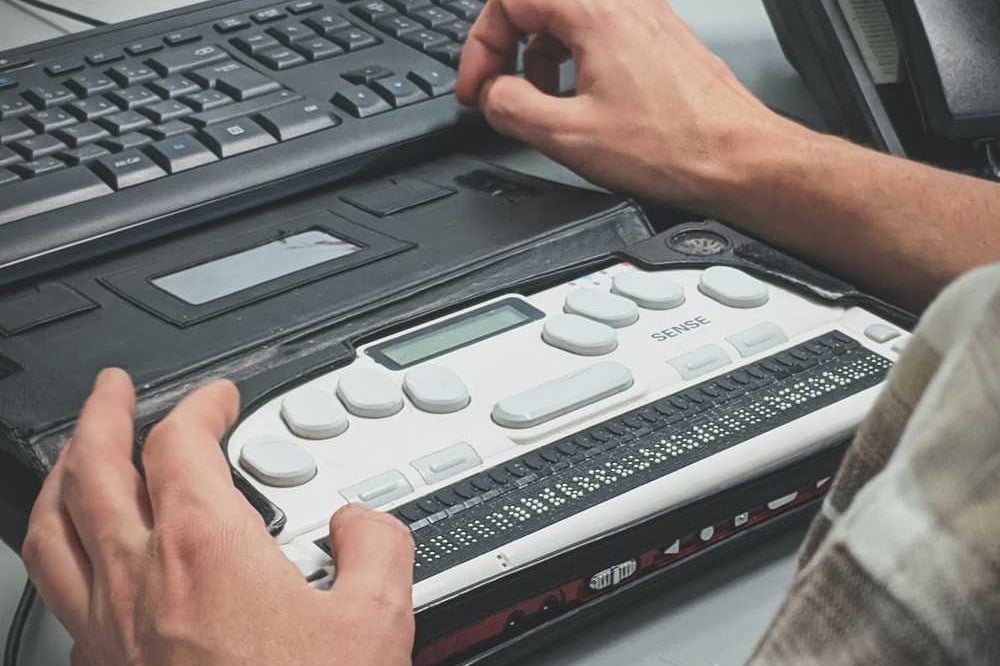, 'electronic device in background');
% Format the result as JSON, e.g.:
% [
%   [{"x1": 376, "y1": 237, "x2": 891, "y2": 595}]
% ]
[
  {"x1": 765, "y1": 0, "x2": 1000, "y2": 177},
  {"x1": 0, "y1": 0, "x2": 538, "y2": 286}
]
